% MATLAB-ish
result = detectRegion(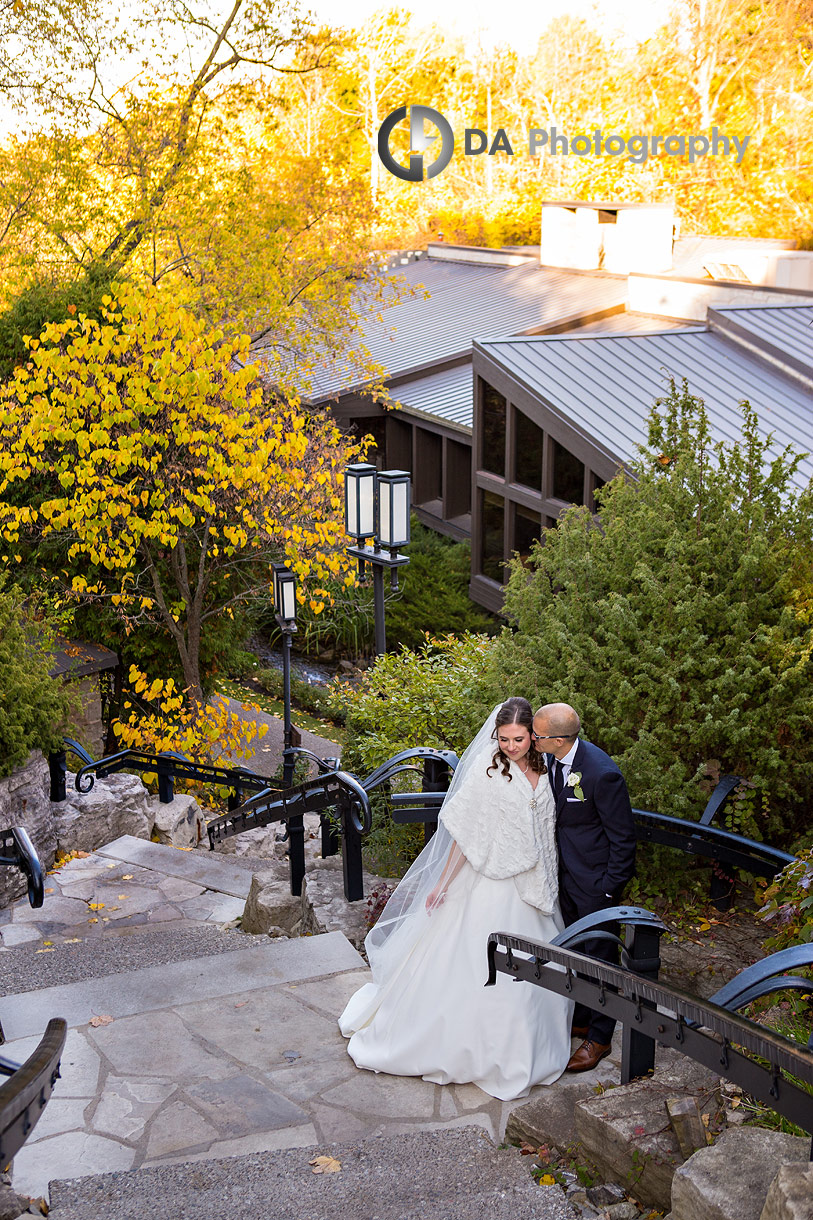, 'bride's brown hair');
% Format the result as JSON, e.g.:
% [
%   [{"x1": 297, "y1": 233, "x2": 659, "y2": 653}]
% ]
[{"x1": 487, "y1": 697, "x2": 546, "y2": 780}]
